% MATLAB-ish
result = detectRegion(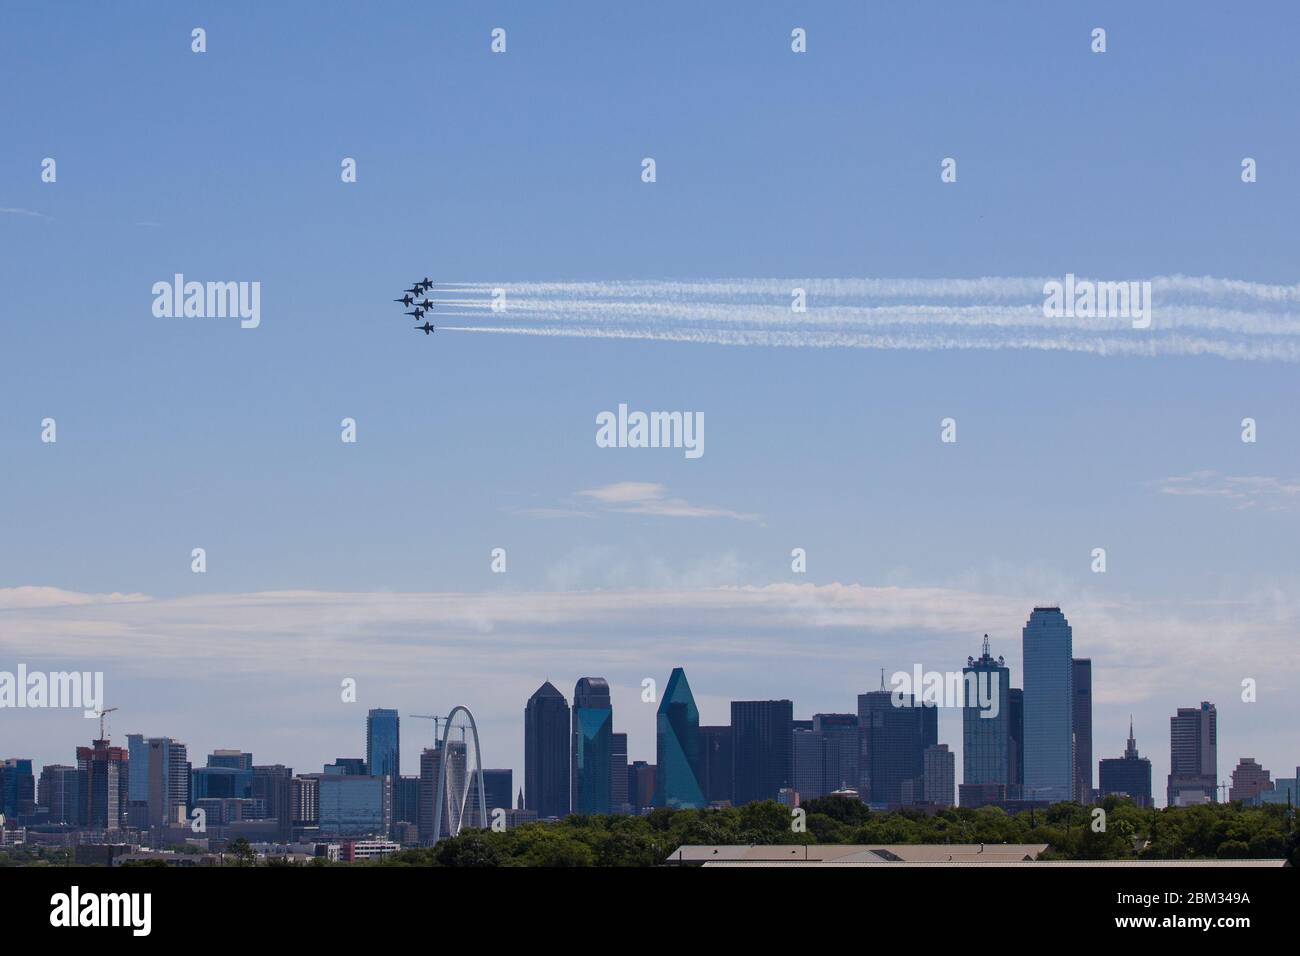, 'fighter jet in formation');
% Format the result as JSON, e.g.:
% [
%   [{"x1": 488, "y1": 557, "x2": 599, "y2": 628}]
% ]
[{"x1": 393, "y1": 278, "x2": 440, "y2": 336}]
